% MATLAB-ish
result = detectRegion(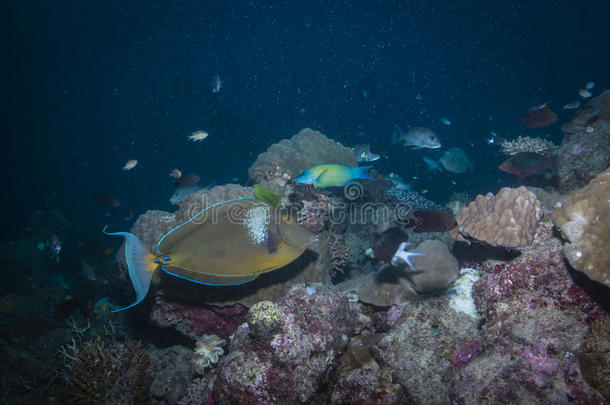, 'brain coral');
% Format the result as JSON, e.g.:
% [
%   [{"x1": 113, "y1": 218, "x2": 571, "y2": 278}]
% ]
[
  {"x1": 551, "y1": 167, "x2": 610, "y2": 287},
  {"x1": 449, "y1": 186, "x2": 542, "y2": 248},
  {"x1": 248, "y1": 128, "x2": 357, "y2": 181}
]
